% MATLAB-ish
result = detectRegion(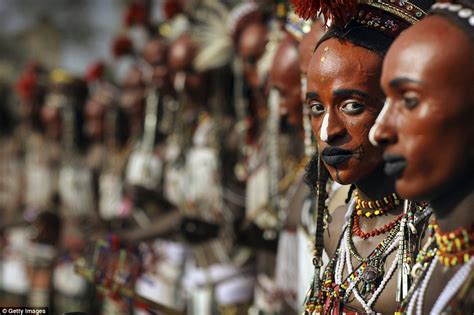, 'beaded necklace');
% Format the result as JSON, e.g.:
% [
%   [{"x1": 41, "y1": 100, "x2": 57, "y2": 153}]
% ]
[
  {"x1": 396, "y1": 219, "x2": 474, "y2": 315},
  {"x1": 352, "y1": 212, "x2": 404, "y2": 239},
  {"x1": 308, "y1": 200, "x2": 402, "y2": 314},
  {"x1": 307, "y1": 201, "x2": 431, "y2": 314},
  {"x1": 355, "y1": 191, "x2": 401, "y2": 217},
  {"x1": 435, "y1": 223, "x2": 474, "y2": 267}
]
